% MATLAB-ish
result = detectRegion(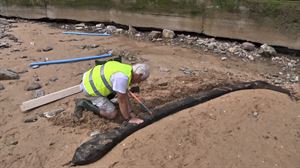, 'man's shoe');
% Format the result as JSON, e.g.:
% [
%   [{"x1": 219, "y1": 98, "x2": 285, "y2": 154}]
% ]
[
  {"x1": 74, "y1": 98, "x2": 100, "y2": 117},
  {"x1": 74, "y1": 105, "x2": 84, "y2": 121}
]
